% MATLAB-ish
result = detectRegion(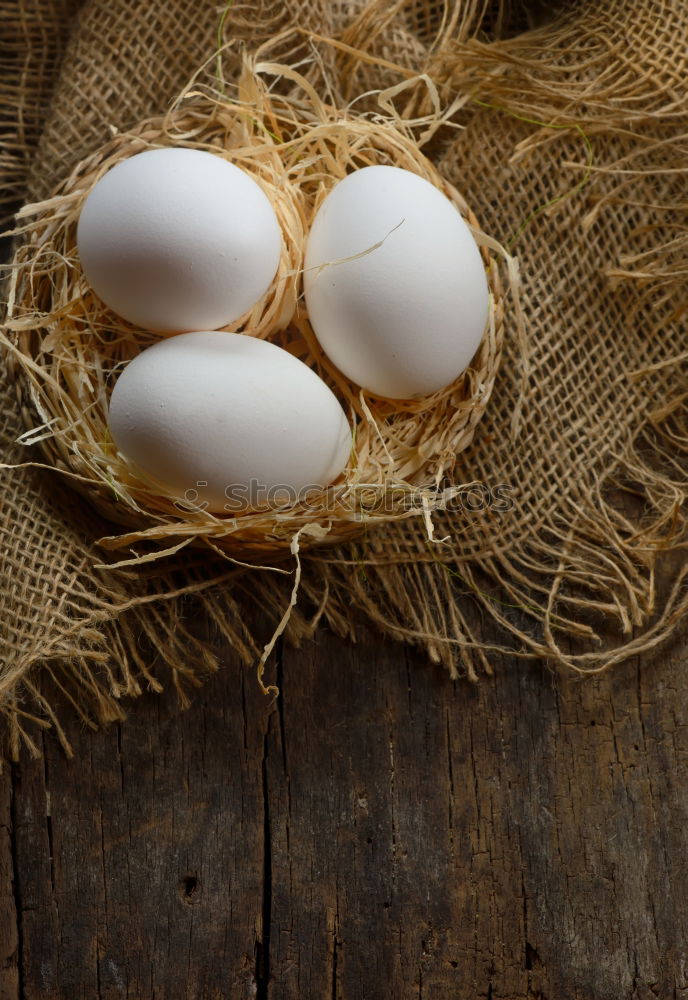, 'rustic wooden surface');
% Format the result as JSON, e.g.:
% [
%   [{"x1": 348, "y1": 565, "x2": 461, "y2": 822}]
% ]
[{"x1": 1, "y1": 609, "x2": 687, "y2": 1000}]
